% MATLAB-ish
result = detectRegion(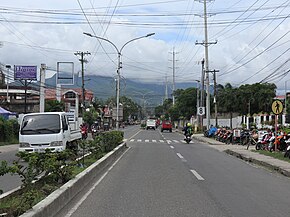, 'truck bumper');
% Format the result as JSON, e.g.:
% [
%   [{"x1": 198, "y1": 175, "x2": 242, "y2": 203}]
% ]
[{"x1": 18, "y1": 146, "x2": 65, "y2": 153}]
